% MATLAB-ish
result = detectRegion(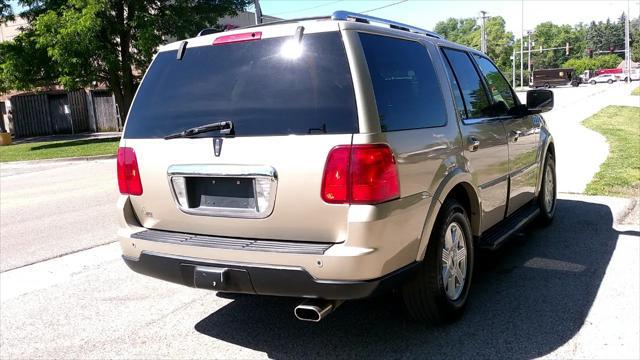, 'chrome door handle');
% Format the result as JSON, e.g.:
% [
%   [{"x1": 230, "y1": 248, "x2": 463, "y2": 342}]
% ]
[
  {"x1": 511, "y1": 130, "x2": 522, "y2": 142},
  {"x1": 468, "y1": 136, "x2": 480, "y2": 152}
]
